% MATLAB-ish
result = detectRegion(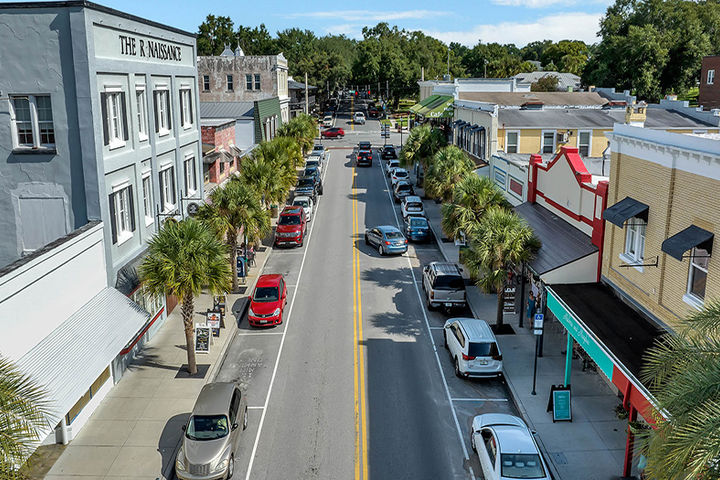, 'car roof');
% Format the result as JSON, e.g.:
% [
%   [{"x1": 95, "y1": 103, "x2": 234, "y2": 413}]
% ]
[
  {"x1": 430, "y1": 262, "x2": 462, "y2": 276},
  {"x1": 403, "y1": 196, "x2": 422, "y2": 203},
  {"x1": 377, "y1": 225, "x2": 401, "y2": 234},
  {"x1": 453, "y1": 318, "x2": 495, "y2": 340},
  {"x1": 281, "y1": 206, "x2": 303, "y2": 215},
  {"x1": 493, "y1": 425, "x2": 538, "y2": 454},
  {"x1": 385, "y1": 144, "x2": 395, "y2": 148},
  {"x1": 395, "y1": 180, "x2": 411, "y2": 188},
  {"x1": 192, "y1": 382, "x2": 236, "y2": 416},
  {"x1": 388, "y1": 159, "x2": 400, "y2": 163},
  {"x1": 358, "y1": 141, "x2": 371, "y2": 146},
  {"x1": 393, "y1": 168, "x2": 408, "y2": 174},
  {"x1": 293, "y1": 195, "x2": 311, "y2": 202},
  {"x1": 257, "y1": 274, "x2": 282, "y2": 287}
]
